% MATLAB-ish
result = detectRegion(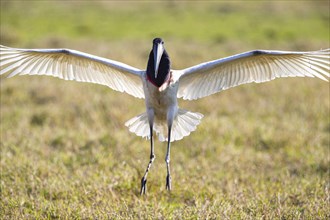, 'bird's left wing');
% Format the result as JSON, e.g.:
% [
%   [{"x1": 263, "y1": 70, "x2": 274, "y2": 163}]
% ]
[
  {"x1": 0, "y1": 45, "x2": 145, "y2": 99},
  {"x1": 177, "y1": 49, "x2": 330, "y2": 100}
]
